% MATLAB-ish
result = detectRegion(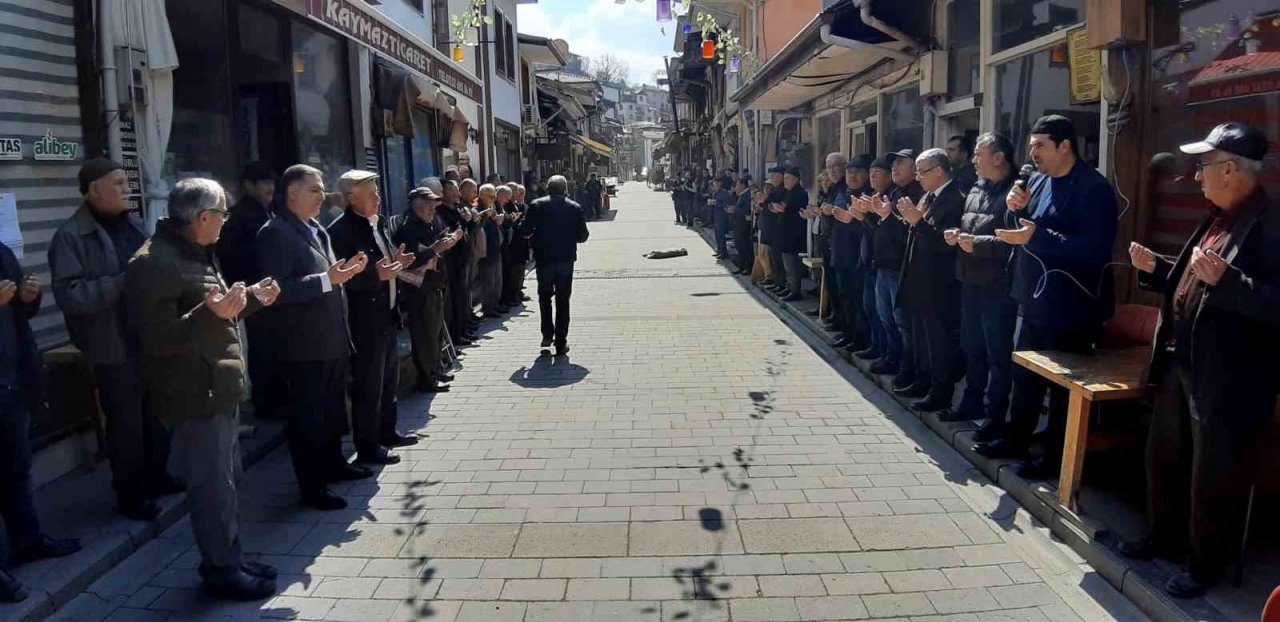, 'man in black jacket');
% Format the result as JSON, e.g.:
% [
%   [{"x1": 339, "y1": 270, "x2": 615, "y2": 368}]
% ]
[
  {"x1": 257, "y1": 165, "x2": 370, "y2": 510},
  {"x1": 940, "y1": 133, "x2": 1017, "y2": 423},
  {"x1": 946, "y1": 136, "x2": 978, "y2": 195},
  {"x1": 49, "y1": 159, "x2": 175, "y2": 521},
  {"x1": 761, "y1": 167, "x2": 787, "y2": 293},
  {"x1": 1122, "y1": 123, "x2": 1279, "y2": 597},
  {"x1": 437, "y1": 180, "x2": 478, "y2": 346},
  {"x1": 772, "y1": 167, "x2": 809, "y2": 301},
  {"x1": 518, "y1": 175, "x2": 589, "y2": 356},
  {"x1": 0, "y1": 242, "x2": 80, "y2": 602},
  {"x1": 893, "y1": 148, "x2": 965, "y2": 410},
  {"x1": 393, "y1": 187, "x2": 461, "y2": 393},
  {"x1": 729, "y1": 176, "x2": 753, "y2": 274},
  {"x1": 217, "y1": 162, "x2": 283, "y2": 420},
  {"x1": 868, "y1": 151, "x2": 923, "y2": 392},
  {"x1": 973, "y1": 116, "x2": 1118, "y2": 481},
  {"x1": 830, "y1": 157, "x2": 872, "y2": 352},
  {"x1": 816, "y1": 153, "x2": 849, "y2": 339},
  {"x1": 329, "y1": 171, "x2": 419, "y2": 466},
  {"x1": 852, "y1": 158, "x2": 894, "y2": 363}
]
